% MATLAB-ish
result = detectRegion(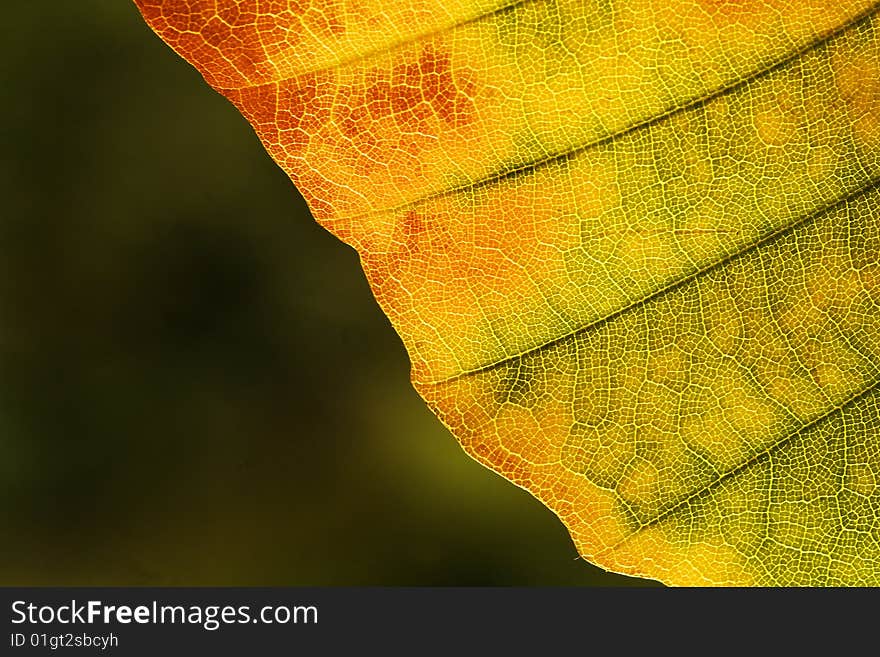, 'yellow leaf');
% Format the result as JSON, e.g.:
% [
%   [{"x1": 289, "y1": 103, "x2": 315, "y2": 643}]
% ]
[{"x1": 135, "y1": 0, "x2": 880, "y2": 585}]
